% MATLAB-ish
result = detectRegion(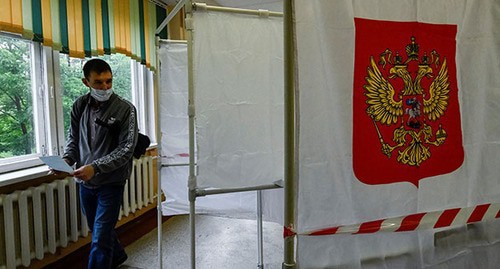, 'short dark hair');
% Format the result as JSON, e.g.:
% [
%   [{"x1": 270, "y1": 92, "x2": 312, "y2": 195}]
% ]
[{"x1": 83, "y1": 58, "x2": 112, "y2": 79}]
